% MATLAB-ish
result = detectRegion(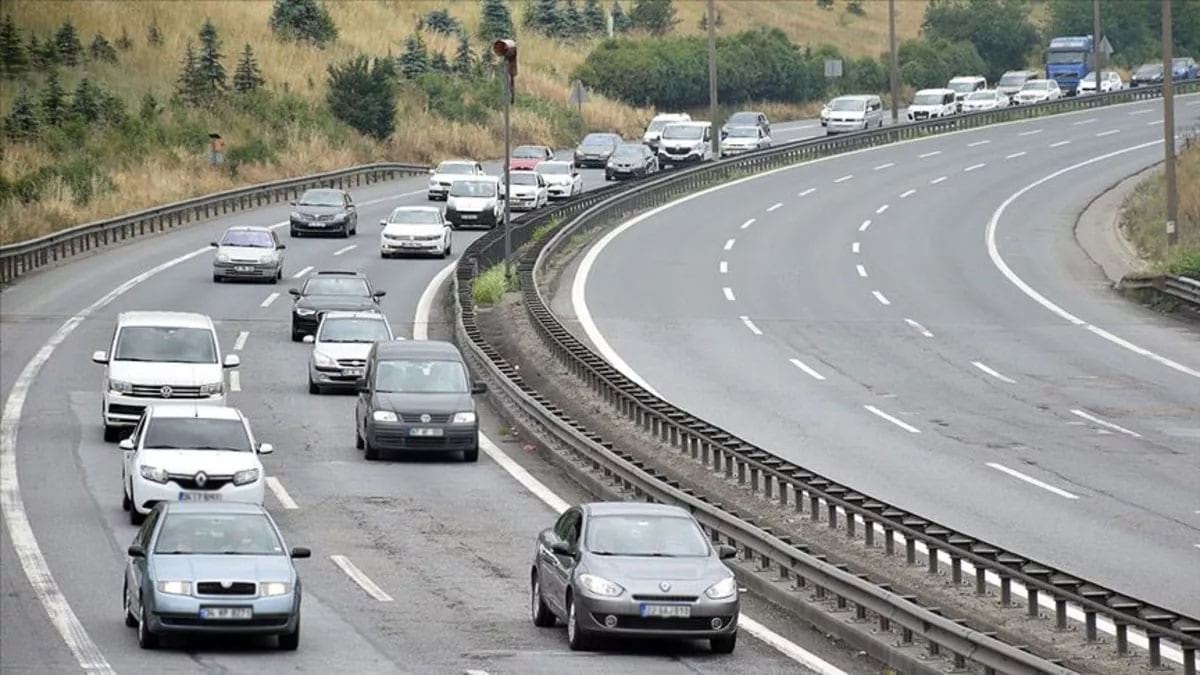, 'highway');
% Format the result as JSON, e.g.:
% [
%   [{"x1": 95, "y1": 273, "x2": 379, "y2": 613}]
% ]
[{"x1": 575, "y1": 95, "x2": 1200, "y2": 618}]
